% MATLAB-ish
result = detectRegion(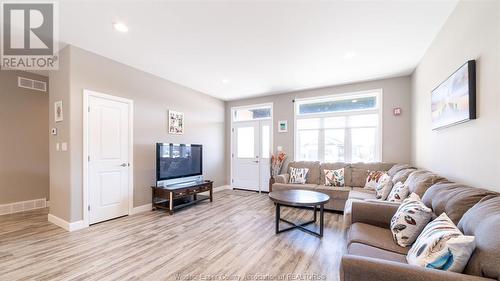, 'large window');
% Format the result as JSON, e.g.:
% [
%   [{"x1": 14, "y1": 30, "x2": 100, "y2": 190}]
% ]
[{"x1": 295, "y1": 91, "x2": 381, "y2": 163}]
